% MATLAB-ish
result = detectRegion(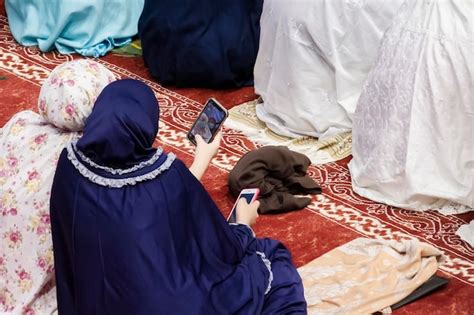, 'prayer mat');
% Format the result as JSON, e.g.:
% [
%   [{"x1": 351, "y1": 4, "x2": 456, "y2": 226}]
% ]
[{"x1": 226, "y1": 99, "x2": 352, "y2": 164}]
